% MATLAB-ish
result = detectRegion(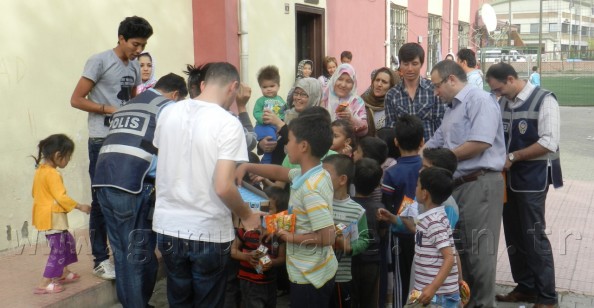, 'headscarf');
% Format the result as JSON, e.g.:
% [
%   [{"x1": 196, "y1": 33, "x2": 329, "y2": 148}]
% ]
[
  {"x1": 136, "y1": 51, "x2": 156, "y2": 94},
  {"x1": 284, "y1": 77, "x2": 322, "y2": 124},
  {"x1": 361, "y1": 67, "x2": 397, "y2": 112},
  {"x1": 322, "y1": 63, "x2": 358, "y2": 113},
  {"x1": 296, "y1": 59, "x2": 313, "y2": 79}
]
